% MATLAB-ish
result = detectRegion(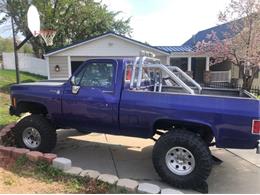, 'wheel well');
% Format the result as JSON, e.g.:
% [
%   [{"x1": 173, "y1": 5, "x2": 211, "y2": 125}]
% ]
[
  {"x1": 153, "y1": 119, "x2": 214, "y2": 142},
  {"x1": 17, "y1": 101, "x2": 48, "y2": 115}
]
